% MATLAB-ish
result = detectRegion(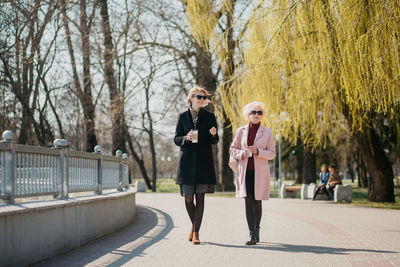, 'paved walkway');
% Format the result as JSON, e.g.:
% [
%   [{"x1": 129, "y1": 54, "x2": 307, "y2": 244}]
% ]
[{"x1": 36, "y1": 193, "x2": 400, "y2": 267}]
